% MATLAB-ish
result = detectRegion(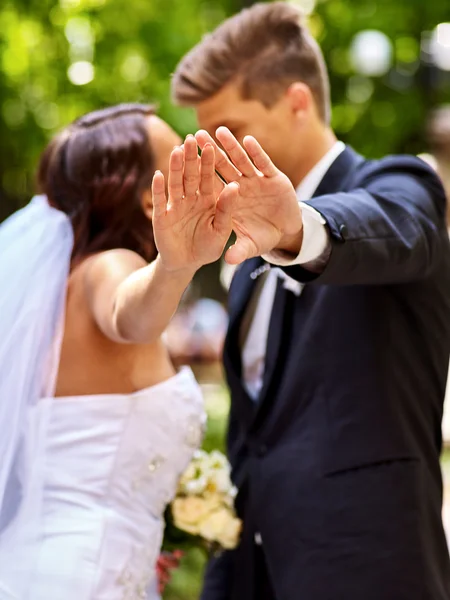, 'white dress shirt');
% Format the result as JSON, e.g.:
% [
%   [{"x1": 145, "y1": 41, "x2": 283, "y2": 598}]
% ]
[{"x1": 241, "y1": 141, "x2": 345, "y2": 401}]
